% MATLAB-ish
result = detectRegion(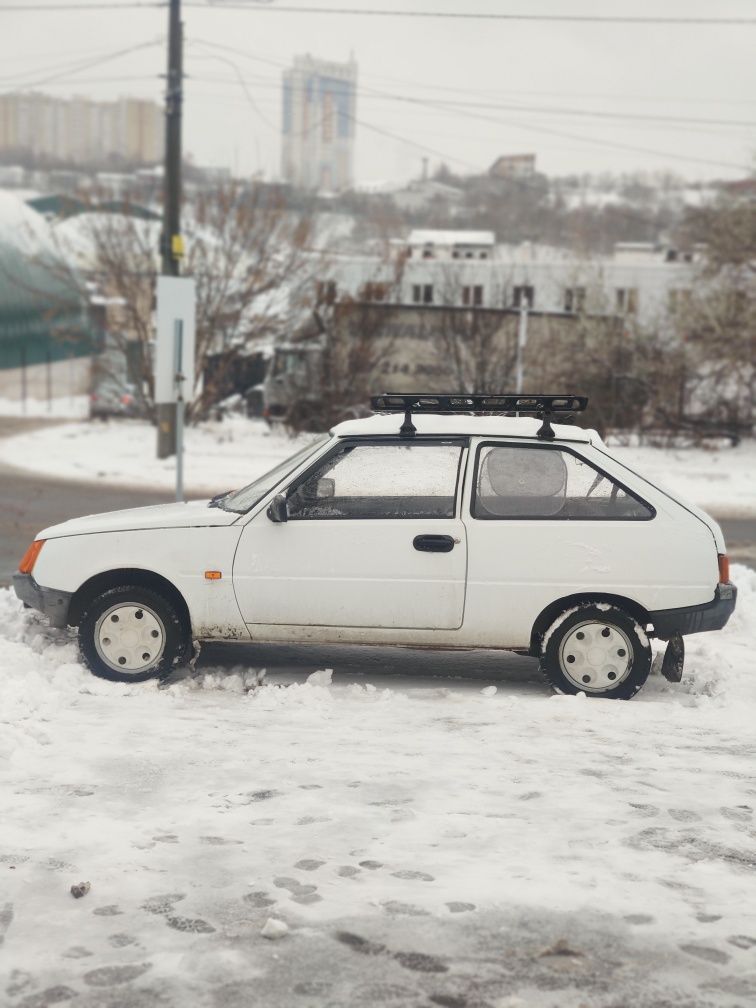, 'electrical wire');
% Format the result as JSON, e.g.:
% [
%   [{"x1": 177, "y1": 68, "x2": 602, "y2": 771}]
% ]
[
  {"x1": 4, "y1": 2, "x2": 756, "y2": 22},
  {"x1": 188, "y1": 42, "x2": 756, "y2": 170},
  {"x1": 0, "y1": 40, "x2": 162, "y2": 91}
]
